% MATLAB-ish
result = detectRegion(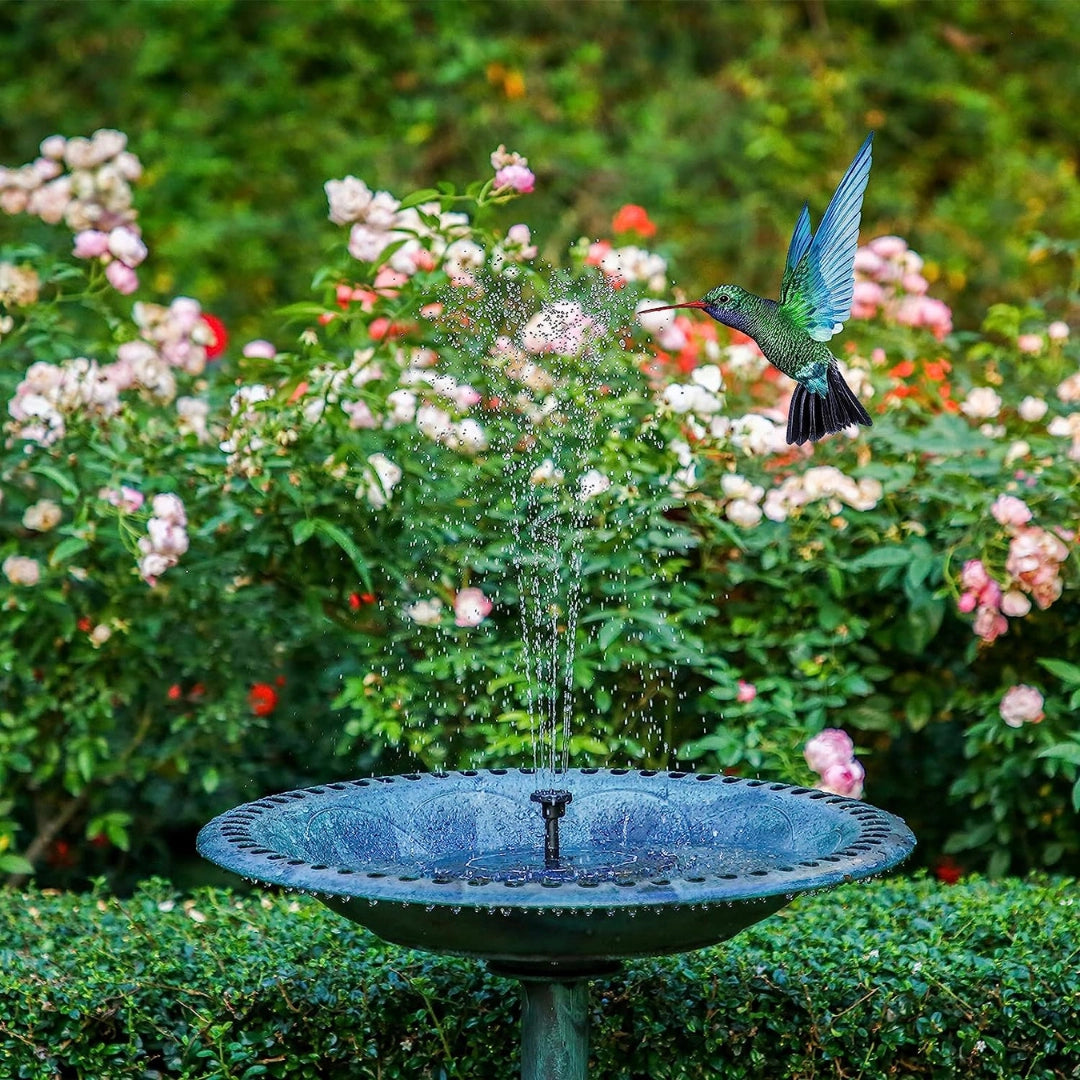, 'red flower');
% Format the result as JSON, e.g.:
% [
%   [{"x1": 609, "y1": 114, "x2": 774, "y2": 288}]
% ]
[
  {"x1": 201, "y1": 314, "x2": 228, "y2": 359},
  {"x1": 933, "y1": 855, "x2": 963, "y2": 885},
  {"x1": 889, "y1": 359, "x2": 916, "y2": 379},
  {"x1": 348, "y1": 592, "x2": 377, "y2": 610},
  {"x1": 167, "y1": 684, "x2": 182, "y2": 701},
  {"x1": 77, "y1": 616, "x2": 93, "y2": 633},
  {"x1": 47, "y1": 839, "x2": 76, "y2": 868},
  {"x1": 248, "y1": 682, "x2": 279, "y2": 717},
  {"x1": 925, "y1": 358, "x2": 951, "y2": 382},
  {"x1": 611, "y1": 204, "x2": 657, "y2": 238}
]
